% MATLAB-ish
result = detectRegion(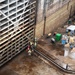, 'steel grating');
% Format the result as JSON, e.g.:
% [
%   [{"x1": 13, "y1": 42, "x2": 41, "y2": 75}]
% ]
[{"x1": 0, "y1": 0, "x2": 36, "y2": 66}]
